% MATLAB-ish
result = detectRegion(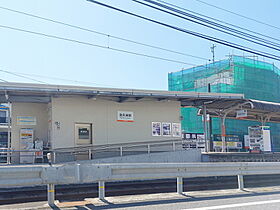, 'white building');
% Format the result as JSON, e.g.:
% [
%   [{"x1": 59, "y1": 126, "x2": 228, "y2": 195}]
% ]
[{"x1": 0, "y1": 82, "x2": 243, "y2": 163}]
